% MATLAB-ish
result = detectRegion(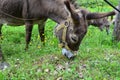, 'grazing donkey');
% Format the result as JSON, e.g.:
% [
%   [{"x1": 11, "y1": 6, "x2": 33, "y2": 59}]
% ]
[
  {"x1": 0, "y1": 0, "x2": 78, "y2": 59},
  {"x1": 0, "y1": 0, "x2": 116, "y2": 63},
  {"x1": 0, "y1": 0, "x2": 84, "y2": 69}
]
